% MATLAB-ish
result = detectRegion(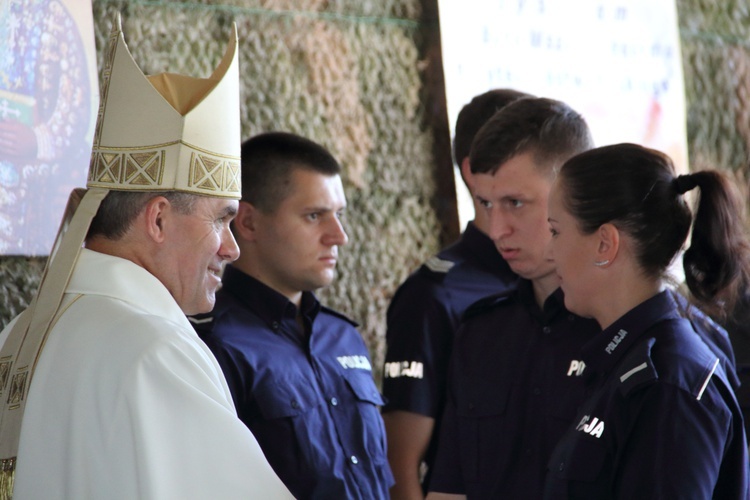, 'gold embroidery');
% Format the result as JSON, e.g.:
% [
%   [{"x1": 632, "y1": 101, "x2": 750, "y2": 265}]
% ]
[
  {"x1": 190, "y1": 152, "x2": 238, "y2": 193},
  {"x1": 88, "y1": 144, "x2": 238, "y2": 197},
  {"x1": 0, "y1": 457, "x2": 15, "y2": 500},
  {"x1": 225, "y1": 161, "x2": 240, "y2": 194},
  {"x1": 90, "y1": 151, "x2": 164, "y2": 187},
  {"x1": 0, "y1": 361, "x2": 10, "y2": 393},
  {"x1": 7, "y1": 372, "x2": 27, "y2": 408}
]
